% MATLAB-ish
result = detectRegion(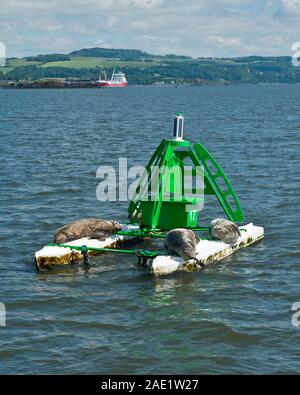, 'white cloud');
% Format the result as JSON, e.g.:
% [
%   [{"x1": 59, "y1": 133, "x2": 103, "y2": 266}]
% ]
[
  {"x1": 209, "y1": 36, "x2": 243, "y2": 47},
  {"x1": 94, "y1": 38, "x2": 116, "y2": 48},
  {"x1": 0, "y1": 0, "x2": 298, "y2": 57},
  {"x1": 280, "y1": 0, "x2": 300, "y2": 15}
]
